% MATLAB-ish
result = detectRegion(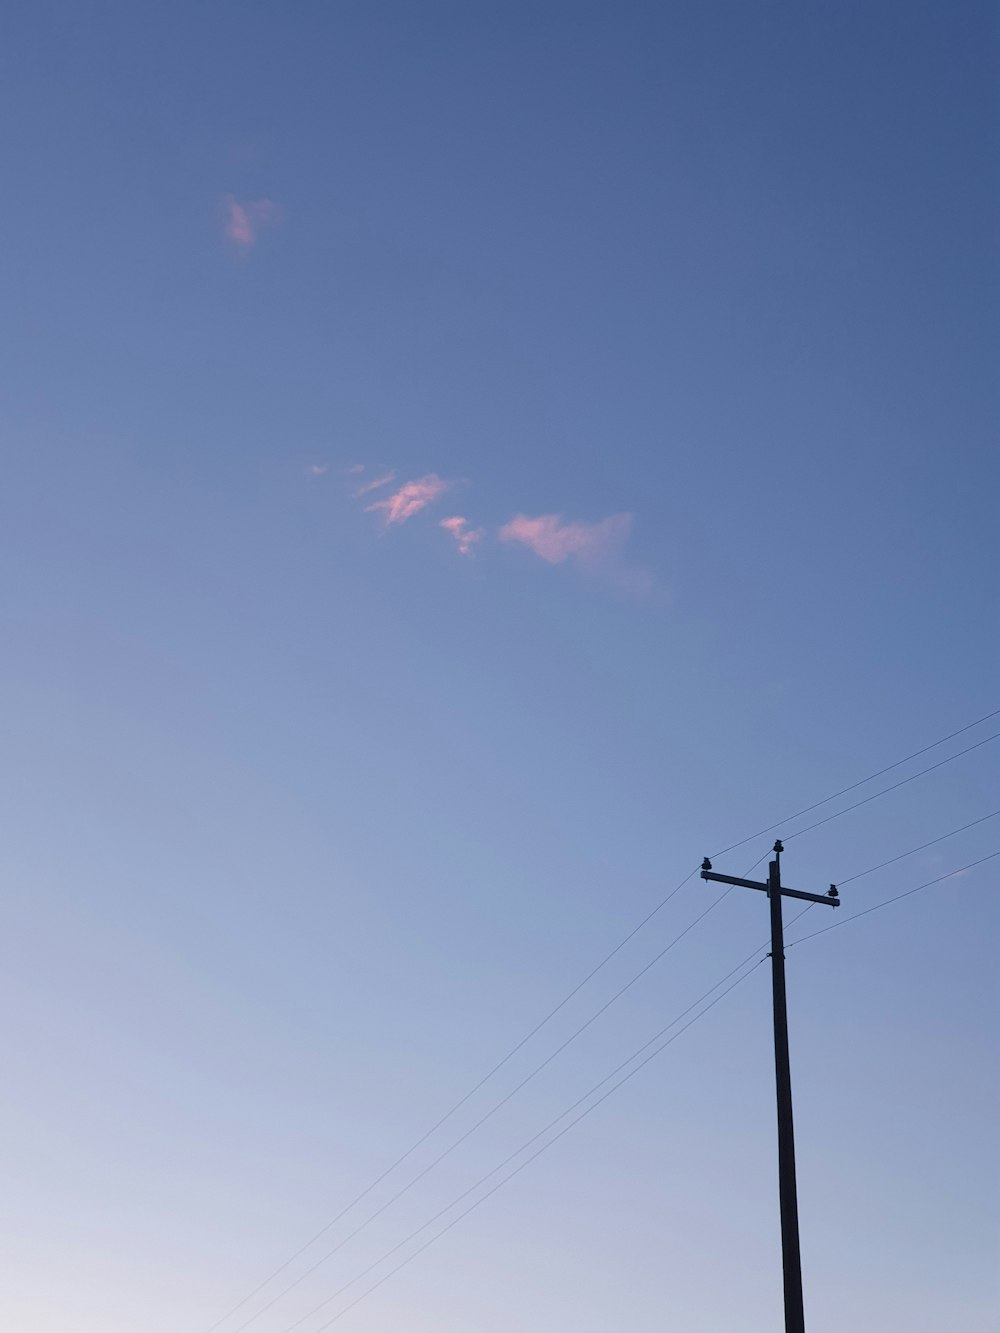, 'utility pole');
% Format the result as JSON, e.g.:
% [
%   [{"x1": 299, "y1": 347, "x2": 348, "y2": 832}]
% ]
[{"x1": 700, "y1": 842, "x2": 839, "y2": 1333}]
